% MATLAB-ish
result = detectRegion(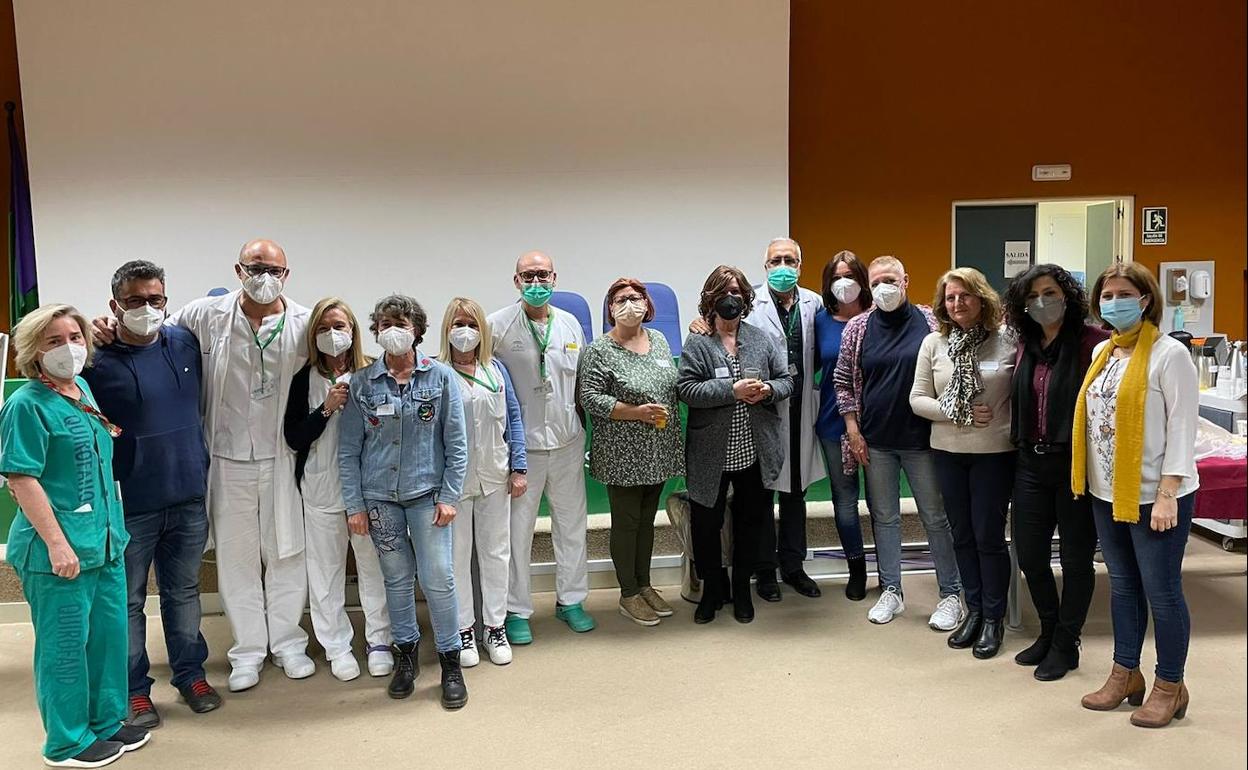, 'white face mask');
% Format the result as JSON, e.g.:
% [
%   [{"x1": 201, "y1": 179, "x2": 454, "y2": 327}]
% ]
[
  {"x1": 448, "y1": 326, "x2": 481, "y2": 353},
  {"x1": 831, "y1": 278, "x2": 861, "y2": 305},
  {"x1": 42, "y1": 342, "x2": 88, "y2": 380},
  {"x1": 613, "y1": 300, "x2": 646, "y2": 327},
  {"x1": 121, "y1": 304, "x2": 165, "y2": 337},
  {"x1": 378, "y1": 326, "x2": 416, "y2": 356},
  {"x1": 316, "y1": 329, "x2": 353, "y2": 357},
  {"x1": 241, "y1": 272, "x2": 283, "y2": 304},
  {"x1": 871, "y1": 282, "x2": 905, "y2": 312}
]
